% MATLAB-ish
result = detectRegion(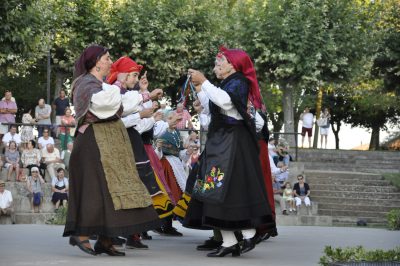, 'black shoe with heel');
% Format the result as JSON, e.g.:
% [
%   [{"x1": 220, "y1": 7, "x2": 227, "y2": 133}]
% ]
[
  {"x1": 197, "y1": 237, "x2": 222, "y2": 251},
  {"x1": 69, "y1": 236, "x2": 96, "y2": 256},
  {"x1": 241, "y1": 238, "x2": 256, "y2": 254},
  {"x1": 94, "y1": 241, "x2": 125, "y2": 256},
  {"x1": 207, "y1": 244, "x2": 240, "y2": 257}
]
